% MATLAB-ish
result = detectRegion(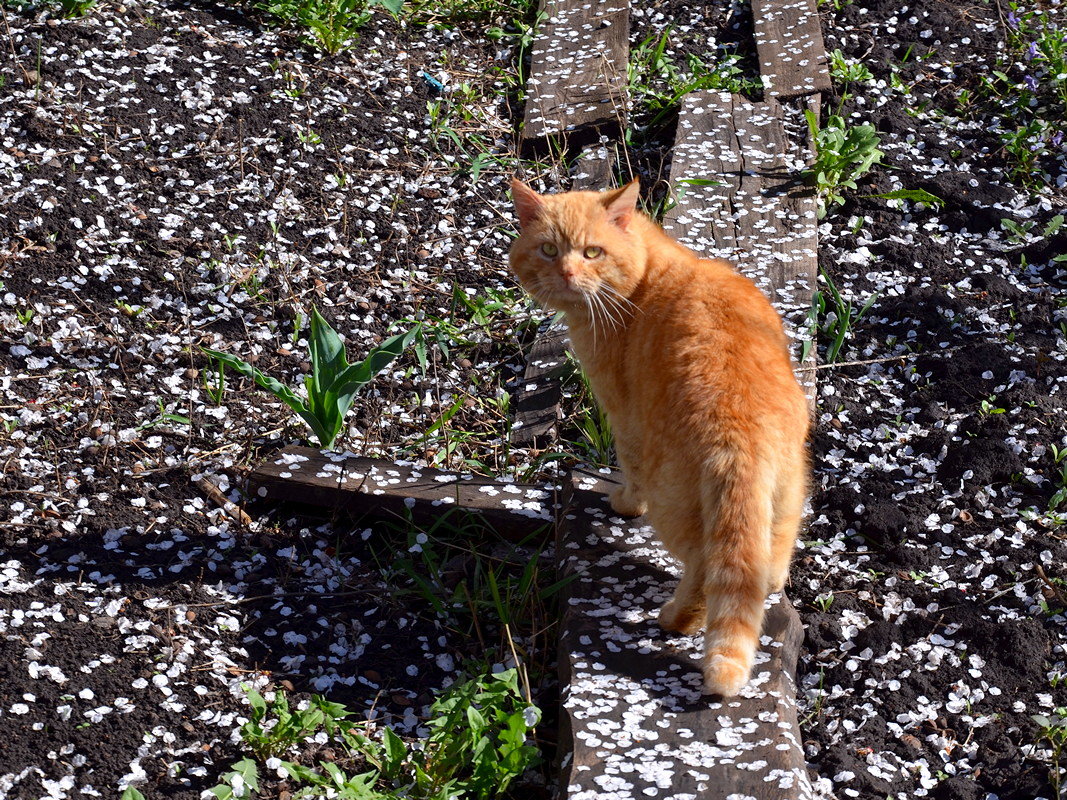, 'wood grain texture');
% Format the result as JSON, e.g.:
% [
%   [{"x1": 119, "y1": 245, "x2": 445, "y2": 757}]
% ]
[
  {"x1": 248, "y1": 446, "x2": 554, "y2": 540},
  {"x1": 753, "y1": 0, "x2": 831, "y2": 98},
  {"x1": 663, "y1": 90, "x2": 818, "y2": 403},
  {"x1": 557, "y1": 469, "x2": 812, "y2": 800},
  {"x1": 510, "y1": 323, "x2": 569, "y2": 448},
  {"x1": 521, "y1": 0, "x2": 629, "y2": 148}
]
